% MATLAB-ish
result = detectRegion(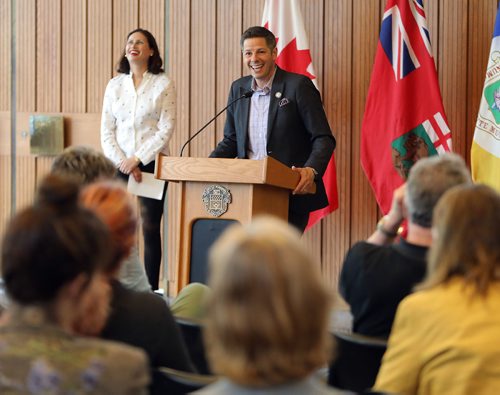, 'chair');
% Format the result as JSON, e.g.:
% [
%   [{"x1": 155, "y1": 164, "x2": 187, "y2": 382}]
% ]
[
  {"x1": 328, "y1": 331, "x2": 387, "y2": 392},
  {"x1": 175, "y1": 316, "x2": 211, "y2": 374},
  {"x1": 151, "y1": 366, "x2": 216, "y2": 395}
]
